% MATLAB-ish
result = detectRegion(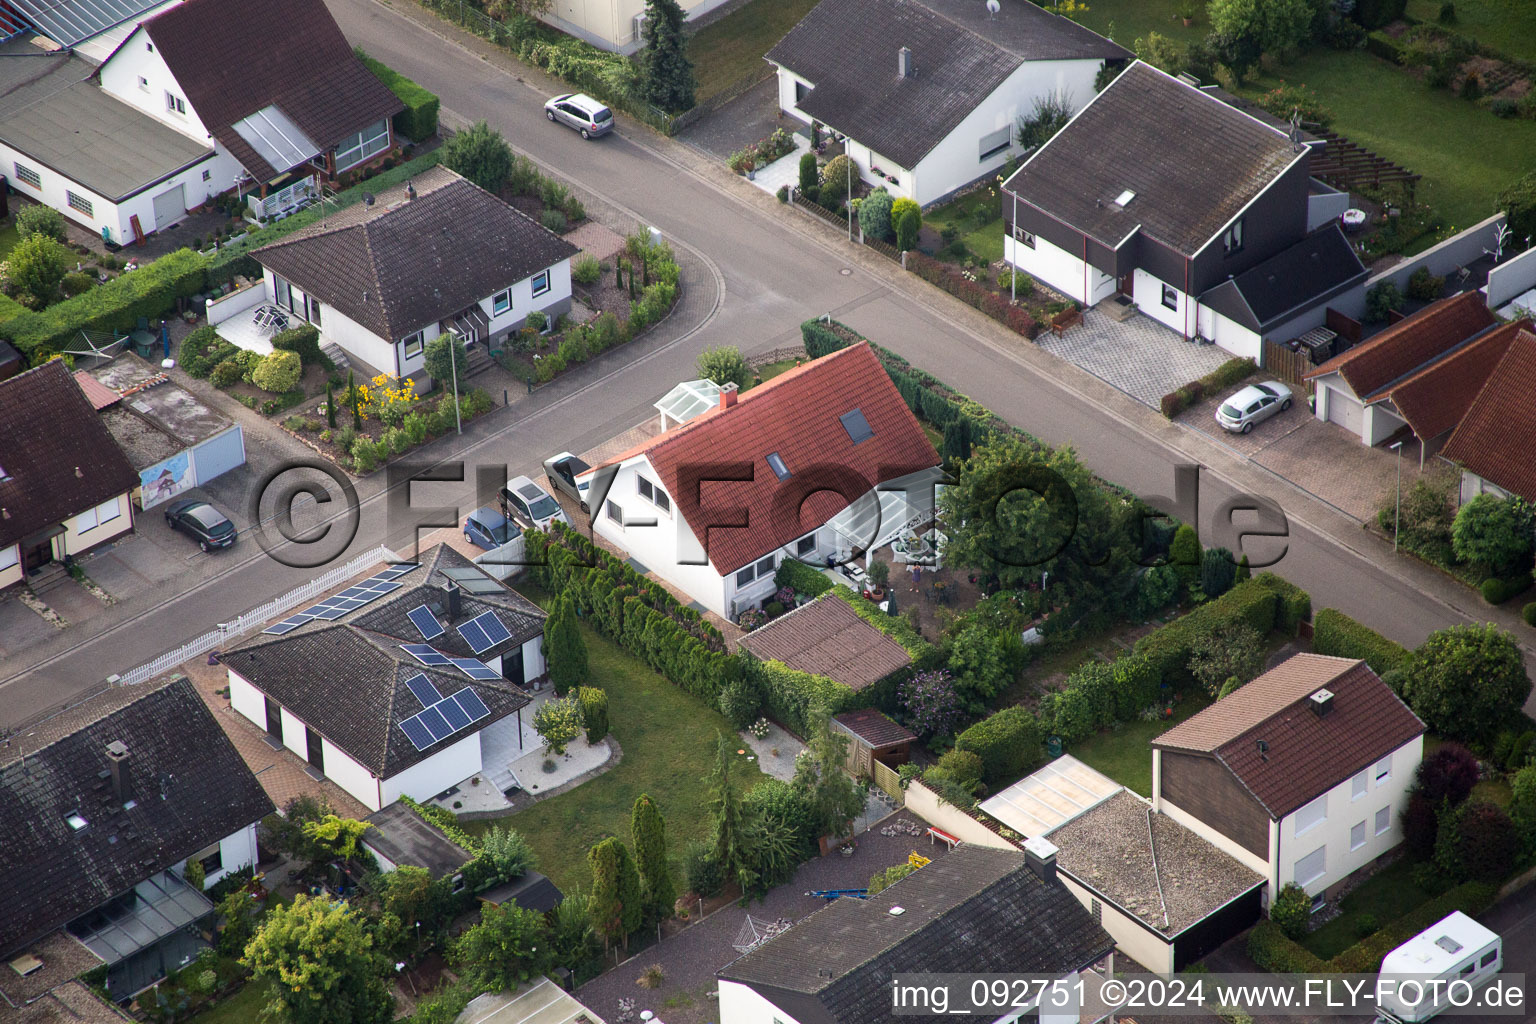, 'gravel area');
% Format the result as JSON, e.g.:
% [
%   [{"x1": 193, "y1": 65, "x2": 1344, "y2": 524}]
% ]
[{"x1": 737, "y1": 722, "x2": 803, "y2": 781}]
